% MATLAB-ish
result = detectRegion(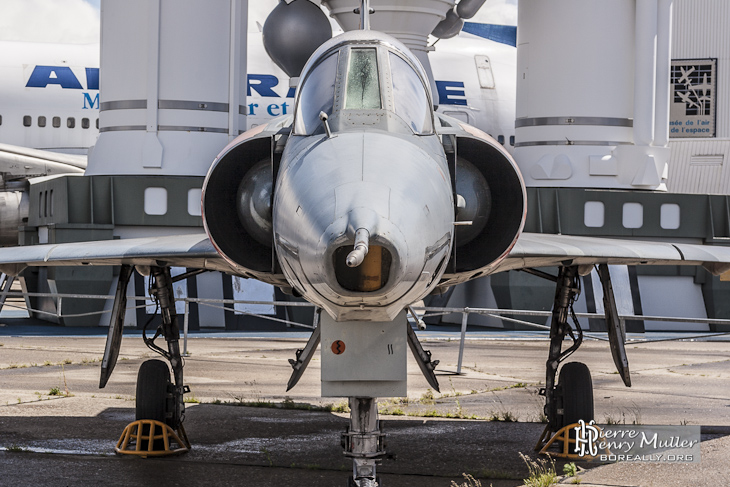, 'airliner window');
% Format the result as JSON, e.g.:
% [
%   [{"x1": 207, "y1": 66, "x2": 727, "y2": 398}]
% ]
[
  {"x1": 82, "y1": 118, "x2": 89, "y2": 129},
  {"x1": 345, "y1": 49, "x2": 381, "y2": 110},
  {"x1": 295, "y1": 51, "x2": 338, "y2": 135},
  {"x1": 389, "y1": 53, "x2": 433, "y2": 134},
  {"x1": 67, "y1": 117, "x2": 75, "y2": 129},
  {"x1": 23, "y1": 116, "x2": 31, "y2": 127},
  {"x1": 52, "y1": 117, "x2": 60, "y2": 128},
  {"x1": 38, "y1": 116, "x2": 46, "y2": 128}
]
